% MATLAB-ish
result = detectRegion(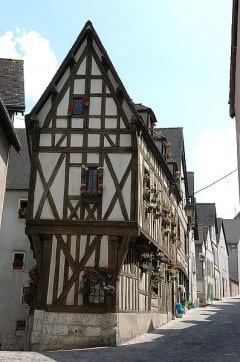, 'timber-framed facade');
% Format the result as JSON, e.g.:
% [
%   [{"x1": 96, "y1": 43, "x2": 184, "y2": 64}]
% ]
[{"x1": 25, "y1": 21, "x2": 191, "y2": 351}]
